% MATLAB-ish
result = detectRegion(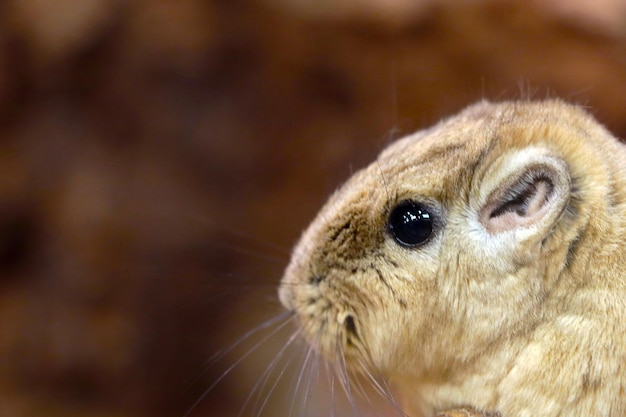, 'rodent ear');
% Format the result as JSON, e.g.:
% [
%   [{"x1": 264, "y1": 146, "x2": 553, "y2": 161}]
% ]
[{"x1": 479, "y1": 148, "x2": 570, "y2": 237}]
